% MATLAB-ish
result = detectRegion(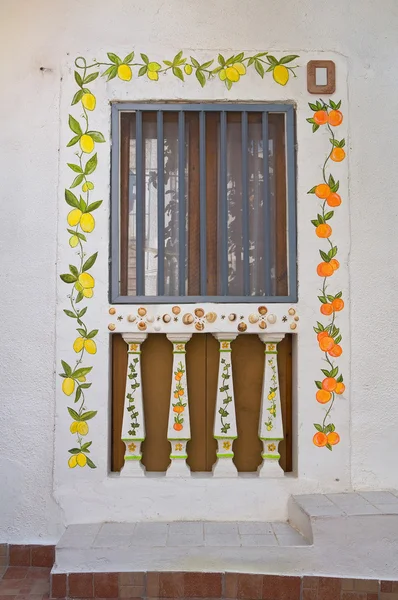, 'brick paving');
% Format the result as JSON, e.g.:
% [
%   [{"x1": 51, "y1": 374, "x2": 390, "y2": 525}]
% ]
[{"x1": 0, "y1": 566, "x2": 50, "y2": 599}]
